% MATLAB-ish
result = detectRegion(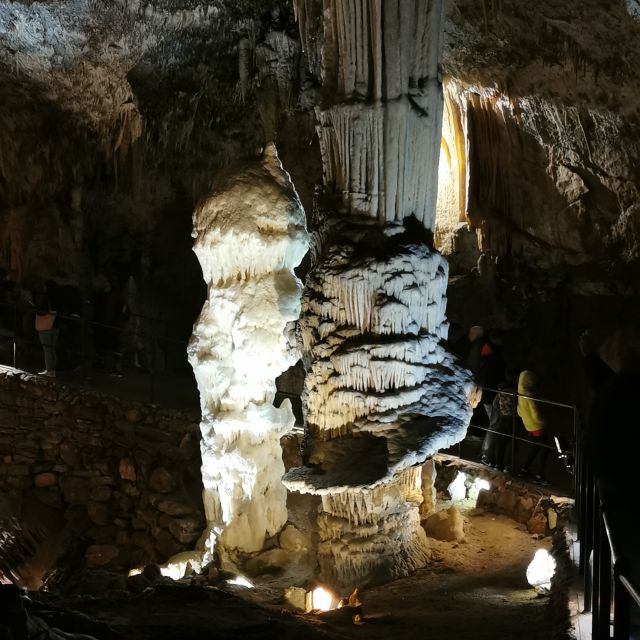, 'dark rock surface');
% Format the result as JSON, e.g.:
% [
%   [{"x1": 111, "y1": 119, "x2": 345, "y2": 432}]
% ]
[
  {"x1": 0, "y1": 367, "x2": 203, "y2": 586},
  {"x1": 3, "y1": 582, "x2": 337, "y2": 640}
]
